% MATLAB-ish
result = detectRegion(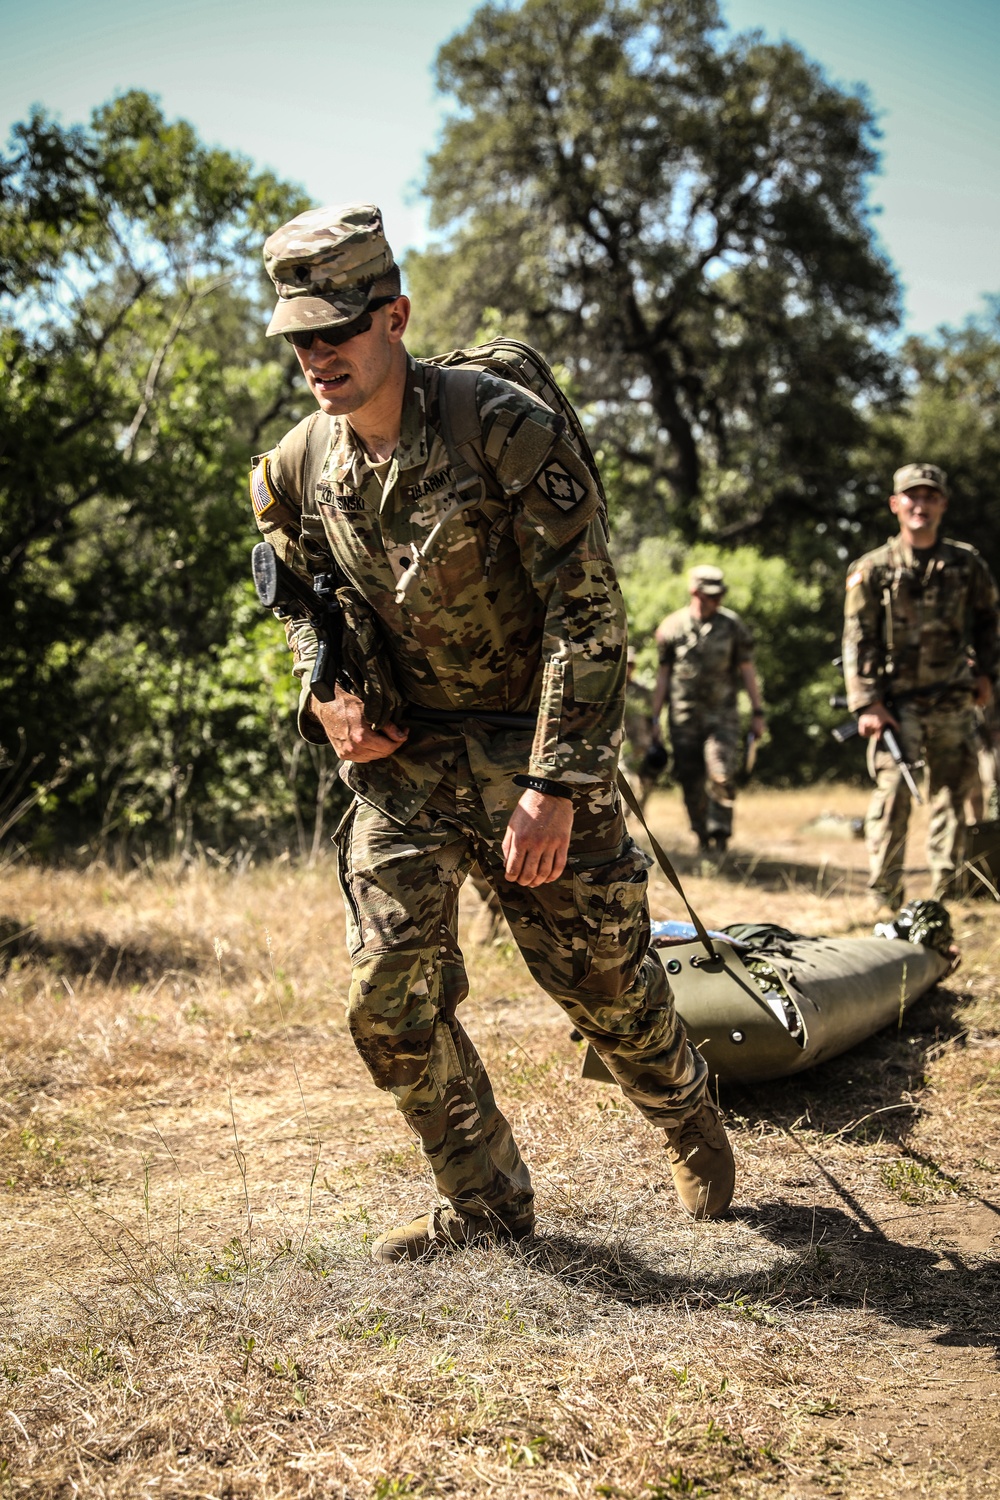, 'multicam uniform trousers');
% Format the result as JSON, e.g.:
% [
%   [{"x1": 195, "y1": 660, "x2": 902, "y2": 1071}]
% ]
[
  {"x1": 670, "y1": 710, "x2": 742, "y2": 844},
  {"x1": 866, "y1": 691, "x2": 979, "y2": 906},
  {"x1": 334, "y1": 759, "x2": 707, "y2": 1238}
]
